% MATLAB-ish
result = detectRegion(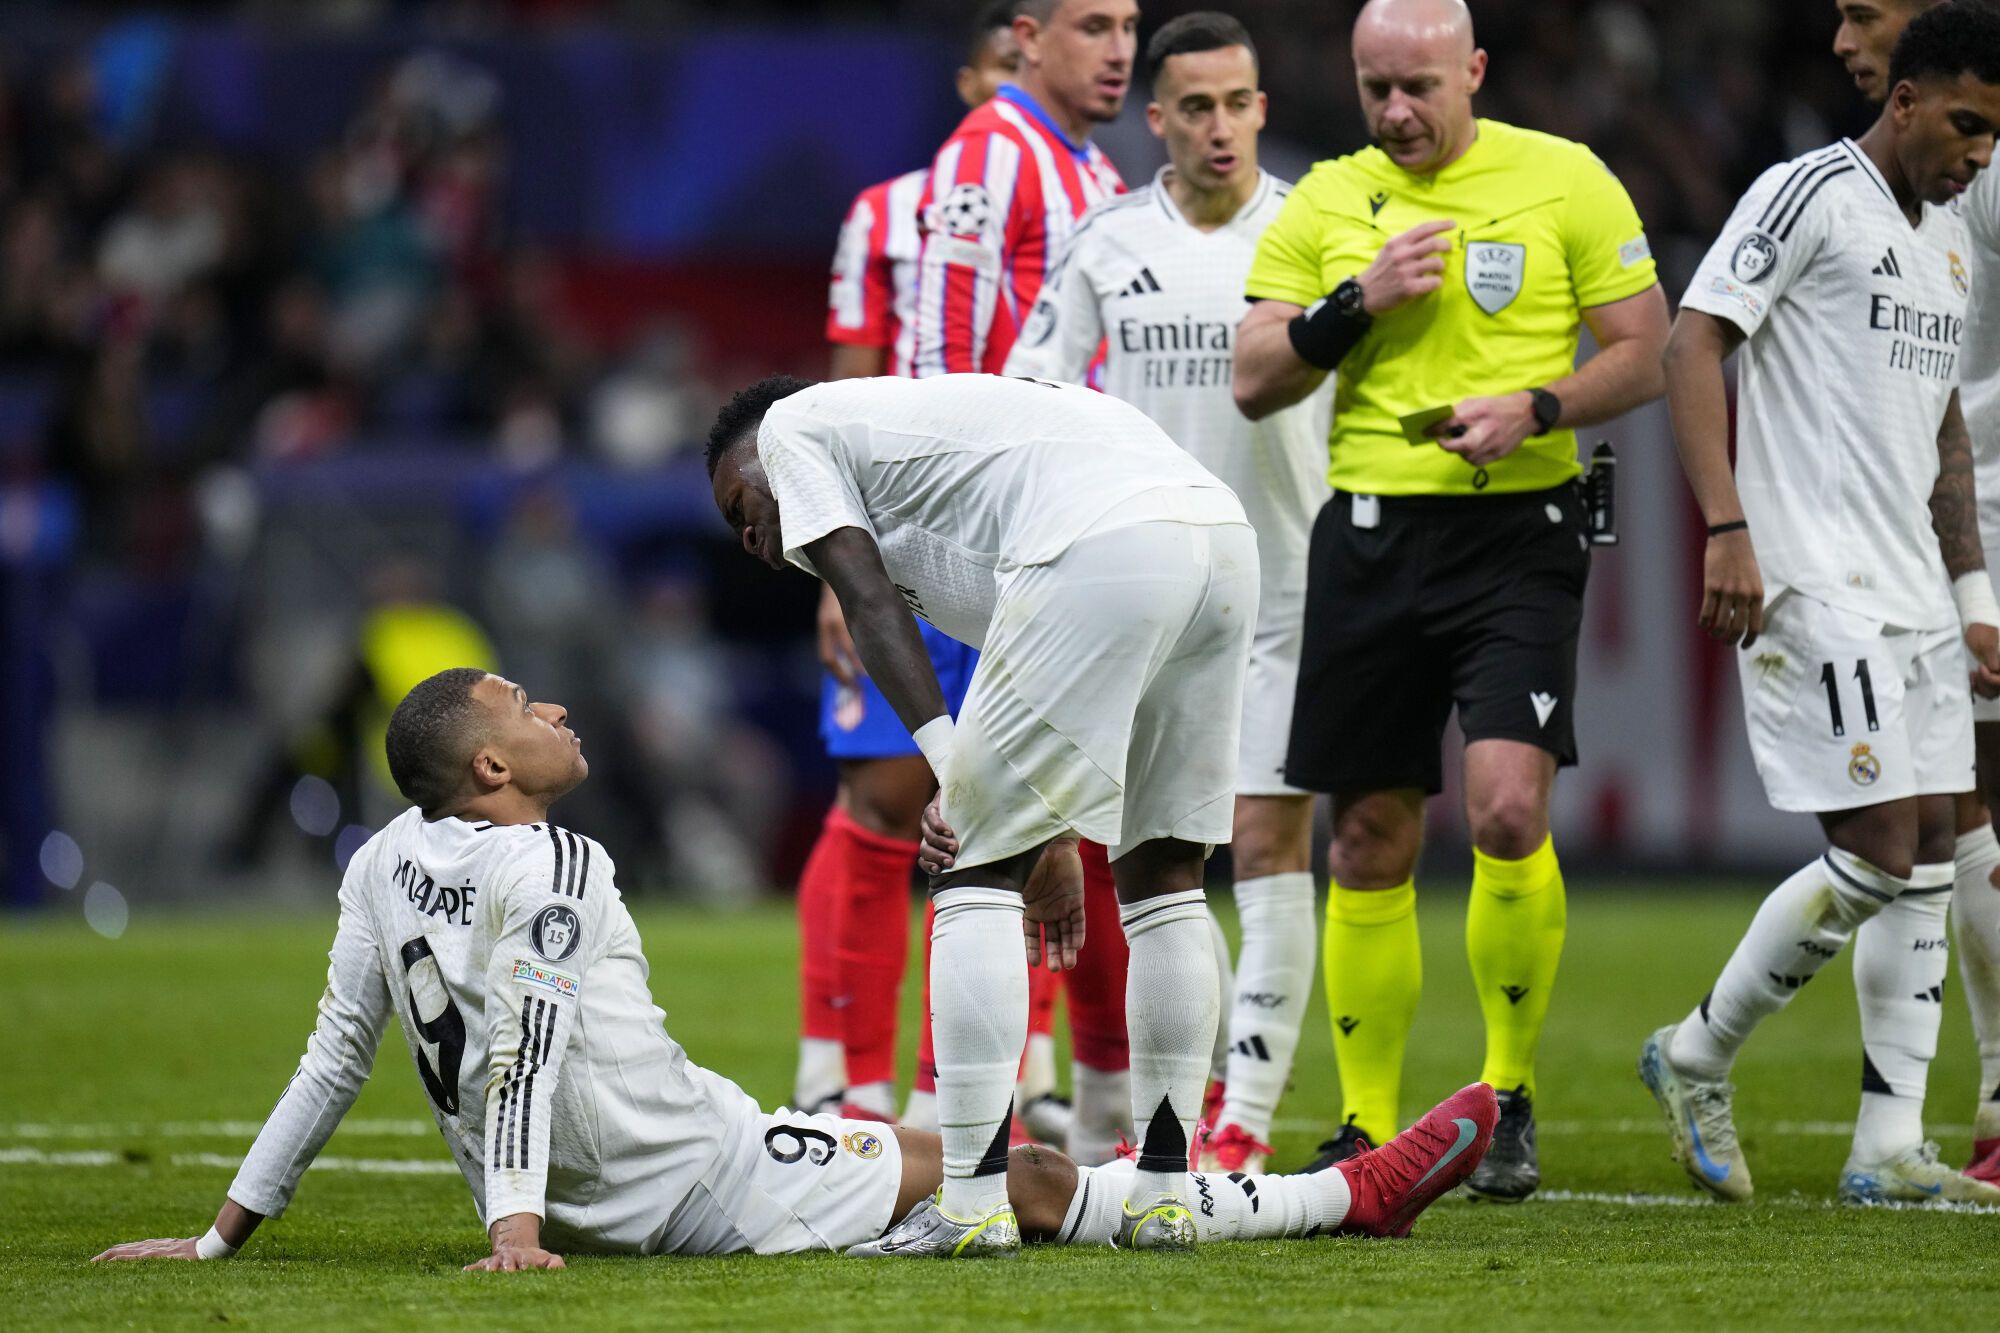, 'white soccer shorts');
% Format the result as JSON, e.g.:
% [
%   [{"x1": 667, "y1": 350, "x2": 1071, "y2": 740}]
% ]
[
  {"x1": 942, "y1": 519, "x2": 1259, "y2": 868},
  {"x1": 1738, "y1": 590, "x2": 1974, "y2": 812},
  {"x1": 651, "y1": 1106, "x2": 906, "y2": 1256}
]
